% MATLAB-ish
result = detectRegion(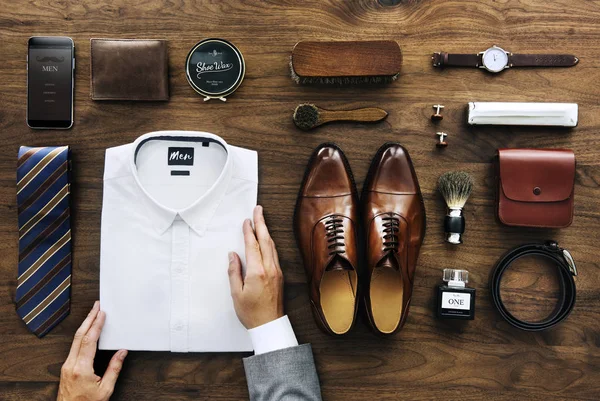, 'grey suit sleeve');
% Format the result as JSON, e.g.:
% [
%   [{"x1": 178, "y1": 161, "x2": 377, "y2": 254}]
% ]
[{"x1": 243, "y1": 343, "x2": 322, "y2": 401}]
